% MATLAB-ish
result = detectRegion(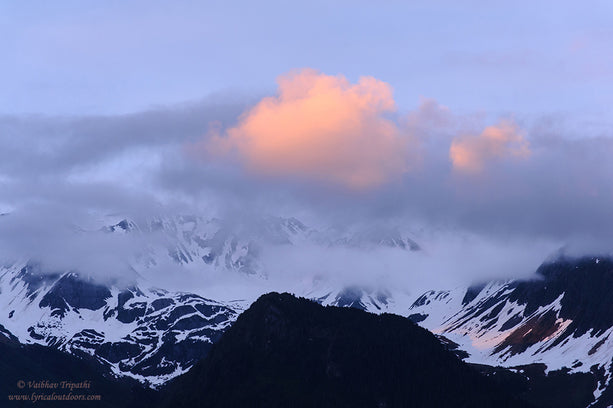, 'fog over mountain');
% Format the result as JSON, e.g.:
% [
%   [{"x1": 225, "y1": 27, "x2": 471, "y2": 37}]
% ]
[{"x1": 1, "y1": 70, "x2": 612, "y2": 299}]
